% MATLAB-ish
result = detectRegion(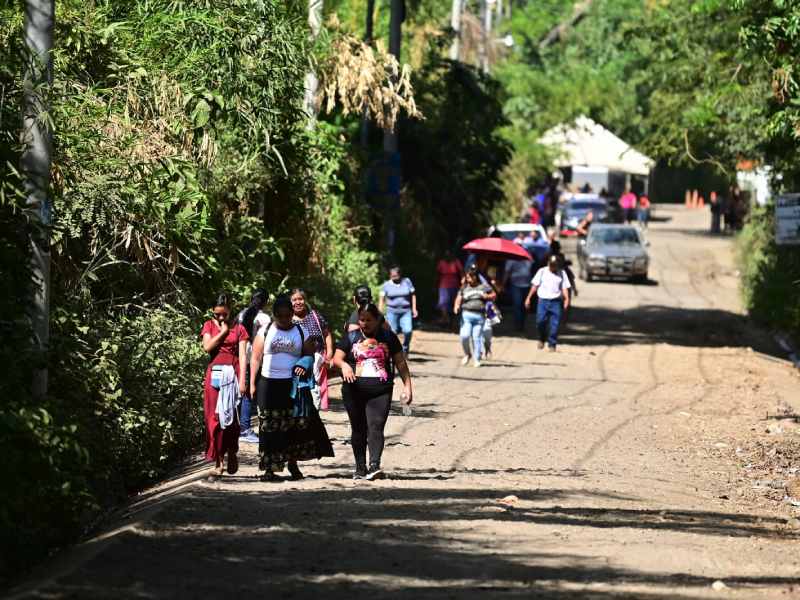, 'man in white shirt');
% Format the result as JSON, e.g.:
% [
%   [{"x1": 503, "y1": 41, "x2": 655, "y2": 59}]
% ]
[{"x1": 524, "y1": 255, "x2": 571, "y2": 351}]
